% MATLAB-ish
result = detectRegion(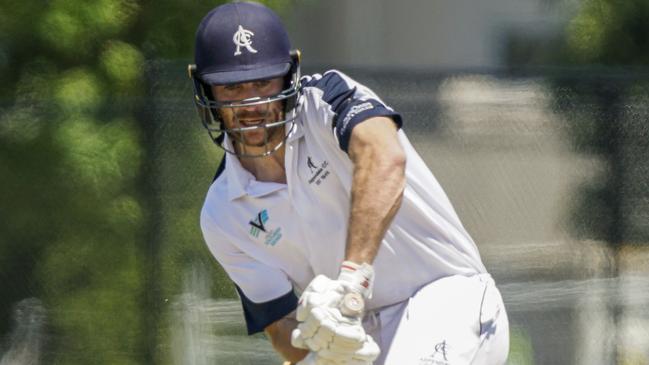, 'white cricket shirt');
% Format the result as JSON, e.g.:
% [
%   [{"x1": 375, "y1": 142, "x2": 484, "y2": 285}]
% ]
[{"x1": 200, "y1": 70, "x2": 486, "y2": 333}]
